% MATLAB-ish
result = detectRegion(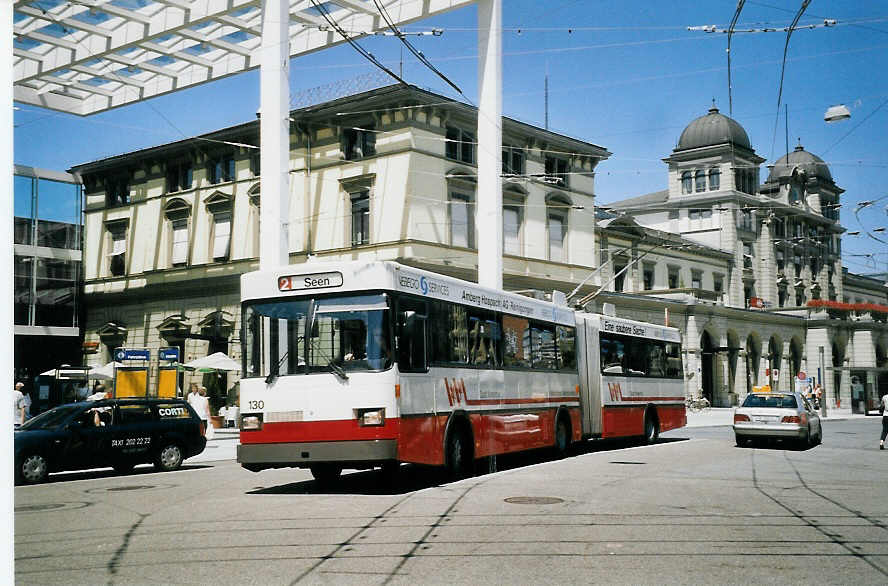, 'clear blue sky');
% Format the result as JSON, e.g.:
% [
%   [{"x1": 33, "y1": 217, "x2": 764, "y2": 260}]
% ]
[{"x1": 14, "y1": 1, "x2": 888, "y2": 275}]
